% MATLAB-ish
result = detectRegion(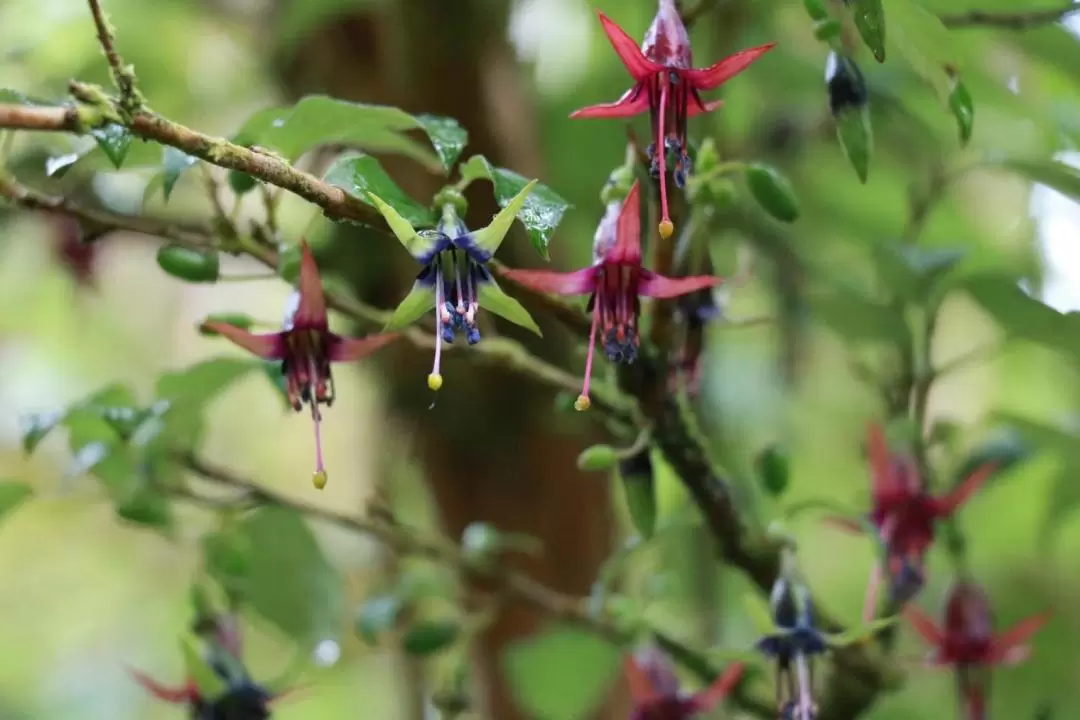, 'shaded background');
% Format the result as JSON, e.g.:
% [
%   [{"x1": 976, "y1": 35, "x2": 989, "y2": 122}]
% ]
[{"x1": 1, "y1": 0, "x2": 1079, "y2": 718}]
